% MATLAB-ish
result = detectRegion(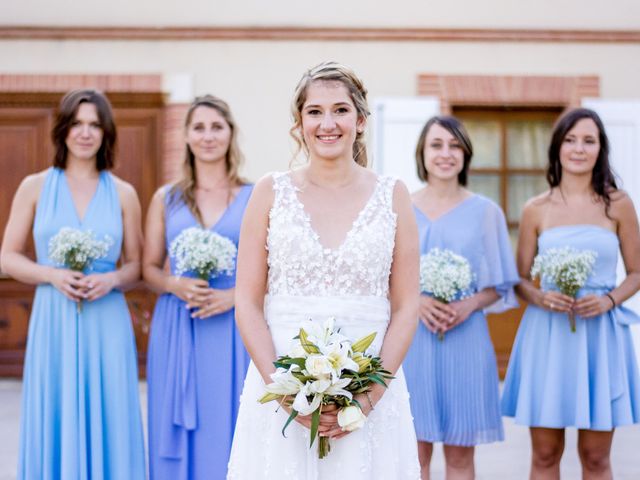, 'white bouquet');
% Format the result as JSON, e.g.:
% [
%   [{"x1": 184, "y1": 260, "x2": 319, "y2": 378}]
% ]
[
  {"x1": 531, "y1": 246, "x2": 597, "y2": 332},
  {"x1": 259, "y1": 317, "x2": 392, "y2": 459},
  {"x1": 48, "y1": 227, "x2": 113, "y2": 313},
  {"x1": 419, "y1": 248, "x2": 473, "y2": 340},
  {"x1": 169, "y1": 227, "x2": 237, "y2": 281}
]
